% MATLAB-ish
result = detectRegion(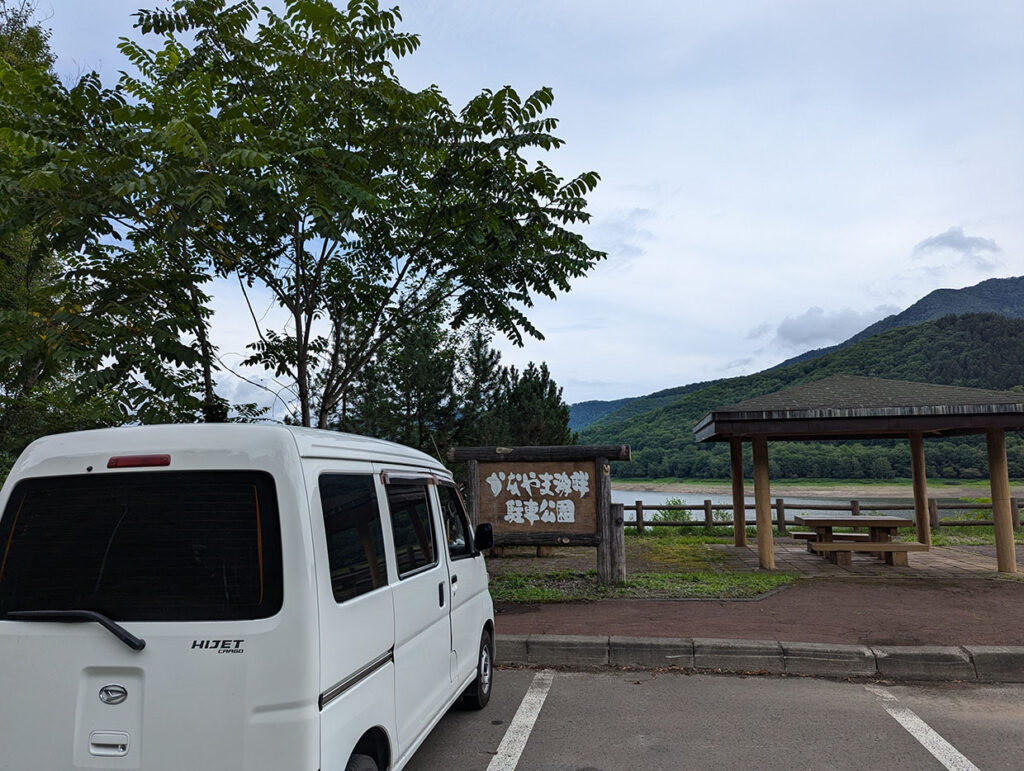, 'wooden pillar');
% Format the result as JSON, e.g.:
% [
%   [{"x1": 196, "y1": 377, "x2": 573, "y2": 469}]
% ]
[
  {"x1": 775, "y1": 498, "x2": 786, "y2": 533},
  {"x1": 909, "y1": 431, "x2": 930, "y2": 546},
  {"x1": 986, "y1": 428, "x2": 1017, "y2": 574},
  {"x1": 609, "y1": 503, "x2": 626, "y2": 583},
  {"x1": 703, "y1": 499, "x2": 714, "y2": 529},
  {"x1": 729, "y1": 438, "x2": 747, "y2": 547},
  {"x1": 465, "y1": 459, "x2": 481, "y2": 527},
  {"x1": 752, "y1": 435, "x2": 776, "y2": 570},
  {"x1": 596, "y1": 457, "x2": 624, "y2": 584},
  {"x1": 635, "y1": 500, "x2": 645, "y2": 534}
]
